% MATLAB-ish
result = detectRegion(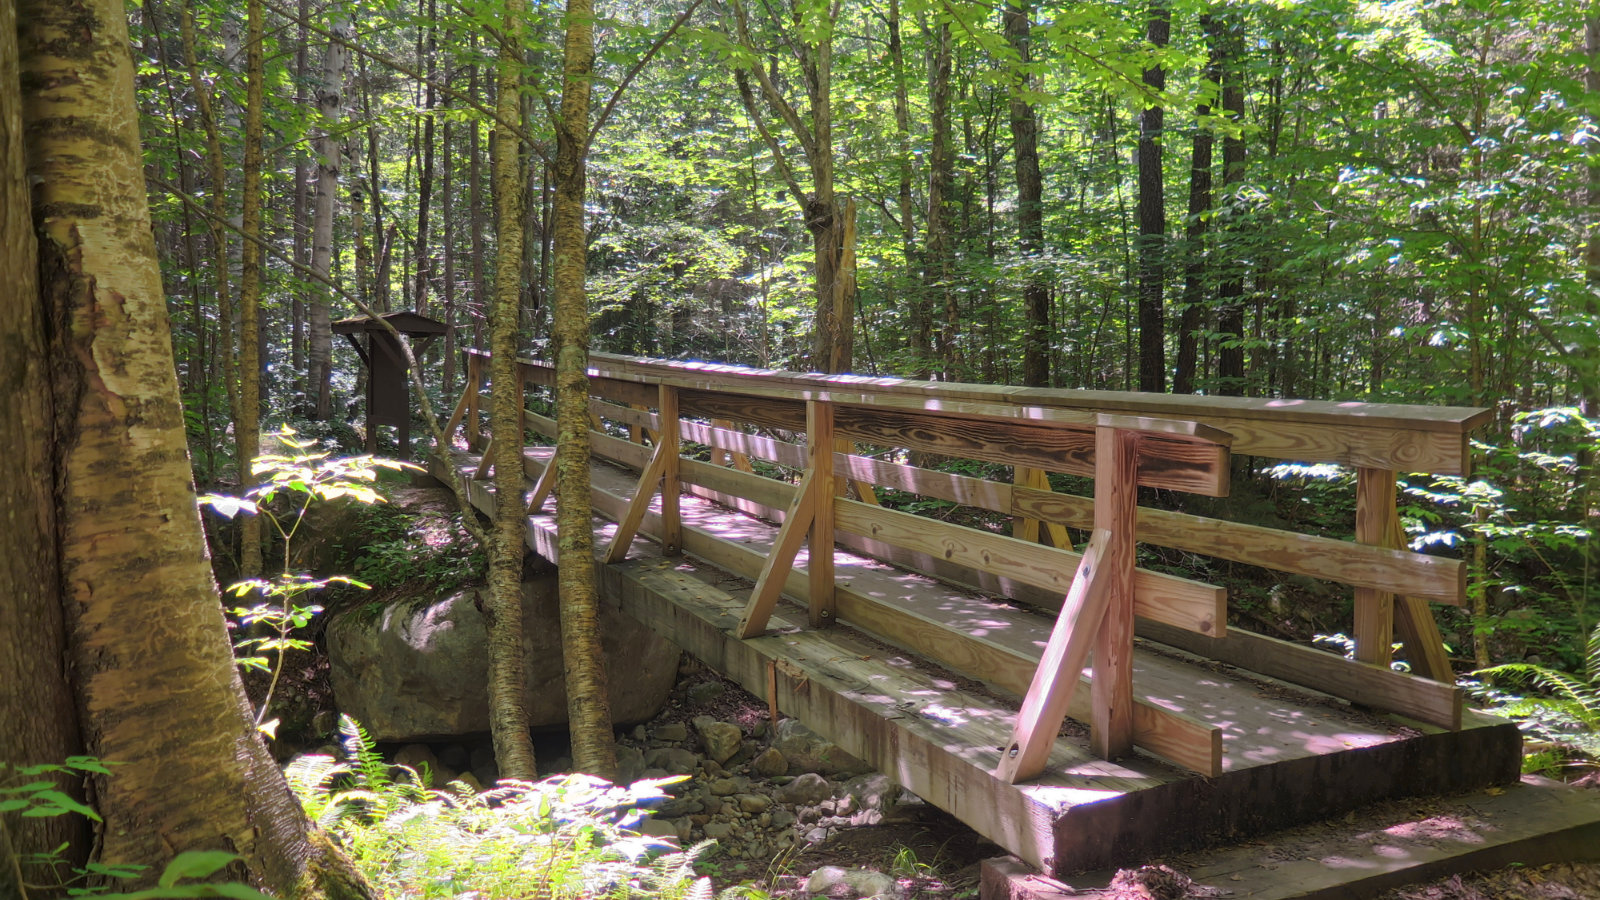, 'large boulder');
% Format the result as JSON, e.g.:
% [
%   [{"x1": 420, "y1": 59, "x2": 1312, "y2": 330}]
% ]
[{"x1": 327, "y1": 573, "x2": 680, "y2": 741}]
